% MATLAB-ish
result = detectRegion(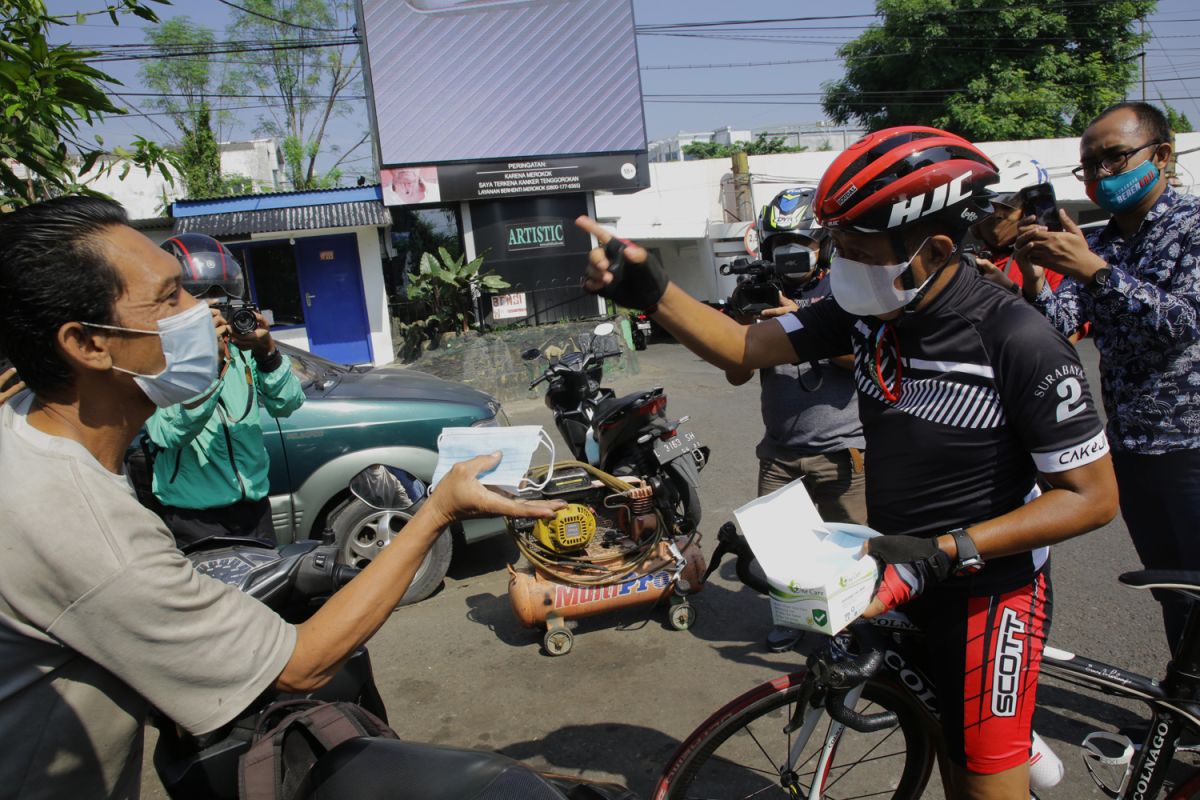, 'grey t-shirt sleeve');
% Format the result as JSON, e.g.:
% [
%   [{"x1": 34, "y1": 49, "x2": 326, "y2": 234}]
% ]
[{"x1": 46, "y1": 544, "x2": 296, "y2": 735}]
